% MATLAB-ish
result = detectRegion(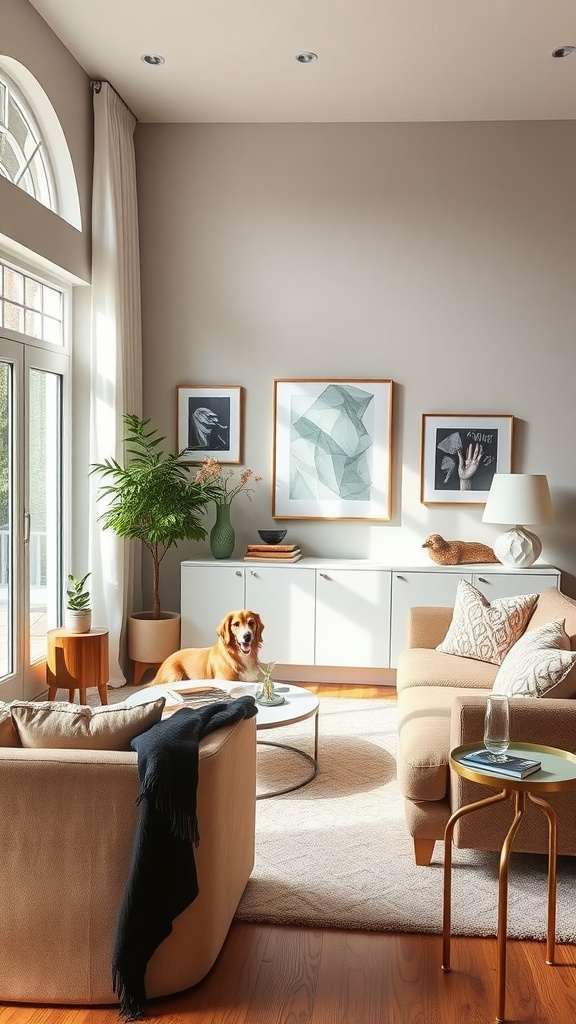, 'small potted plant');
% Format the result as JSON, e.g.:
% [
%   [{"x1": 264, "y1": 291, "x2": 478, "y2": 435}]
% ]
[{"x1": 65, "y1": 572, "x2": 92, "y2": 633}]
